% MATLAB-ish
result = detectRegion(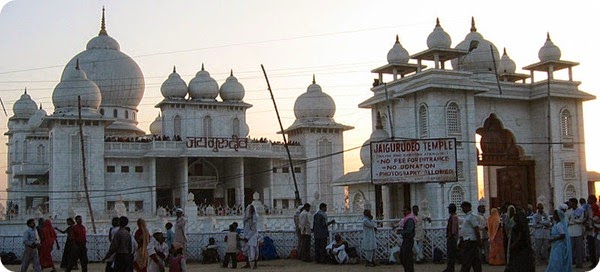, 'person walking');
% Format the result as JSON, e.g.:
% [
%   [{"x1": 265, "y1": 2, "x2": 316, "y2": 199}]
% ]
[
  {"x1": 242, "y1": 204, "x2": 259, "y2": 269},
  {"x1": 399, "y1": 207, "x2": 416, "y2": 272},
  {"x1": 55, "y1": 217, "x2": 76, "y2": 270},
  {"x1": 532, "y1": 203, "x2": 550, "y2": 265},
  {"x1": 476, "y1": 205, "x2": 488, "y2": 264},
  {"x1": 546, "y1": 209, "x2": 572, "y2": 272},
  {"x1": 173, "y1": 208, "x2": 187, "y2": 255},
  {"x1": 413, "y1": 205, "x2": 430, "y2": 263},
  {"x1": 66, "y1": 215, "x2": 88, "y2": 272},
  {"x1": 443, "y1": 203, "x2": 459, "y2": 272},
  {"x1": 133, "y1": 218, "x2": 150, "y2": 272},
  {"x1": 39, "y1": 218, "x2": 59, "y2": 272},
  {"x1": 567, "y1": 198, "x2": 585, "y2": 269},
  {"x1": 147, "y1": 229, "x2": 169, "y2": 272},
  {"x1": 313, "y1": 203, "x2": 335, "y2": 264},
  {"x1": 20, "y1": 218, "x2": 42, "y2": 272},
  {"x1": 103, "y1": 216, "x2": 133, "y2": 272},
  {"x1": 504, "y1": 207, "x2": 535, "y2": 272},
  {"x1": 361, "y1": 209, "x2": 377, "y2": 267},
  {"x1": 487, "y1": 208, "x2": 505, "y2": 265},
  {"x1": 298, "y1": 203, "x2": 312, "y2": 262},
  {"x1": 223, "y1": 224, "x2": 240, "y2": 268},
  {"x1": 458, "y1": 201, "x2": 482, "y2": 272},
  {"x1": 106, "y1": 217, "x2": 120, "y2": 272}
]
